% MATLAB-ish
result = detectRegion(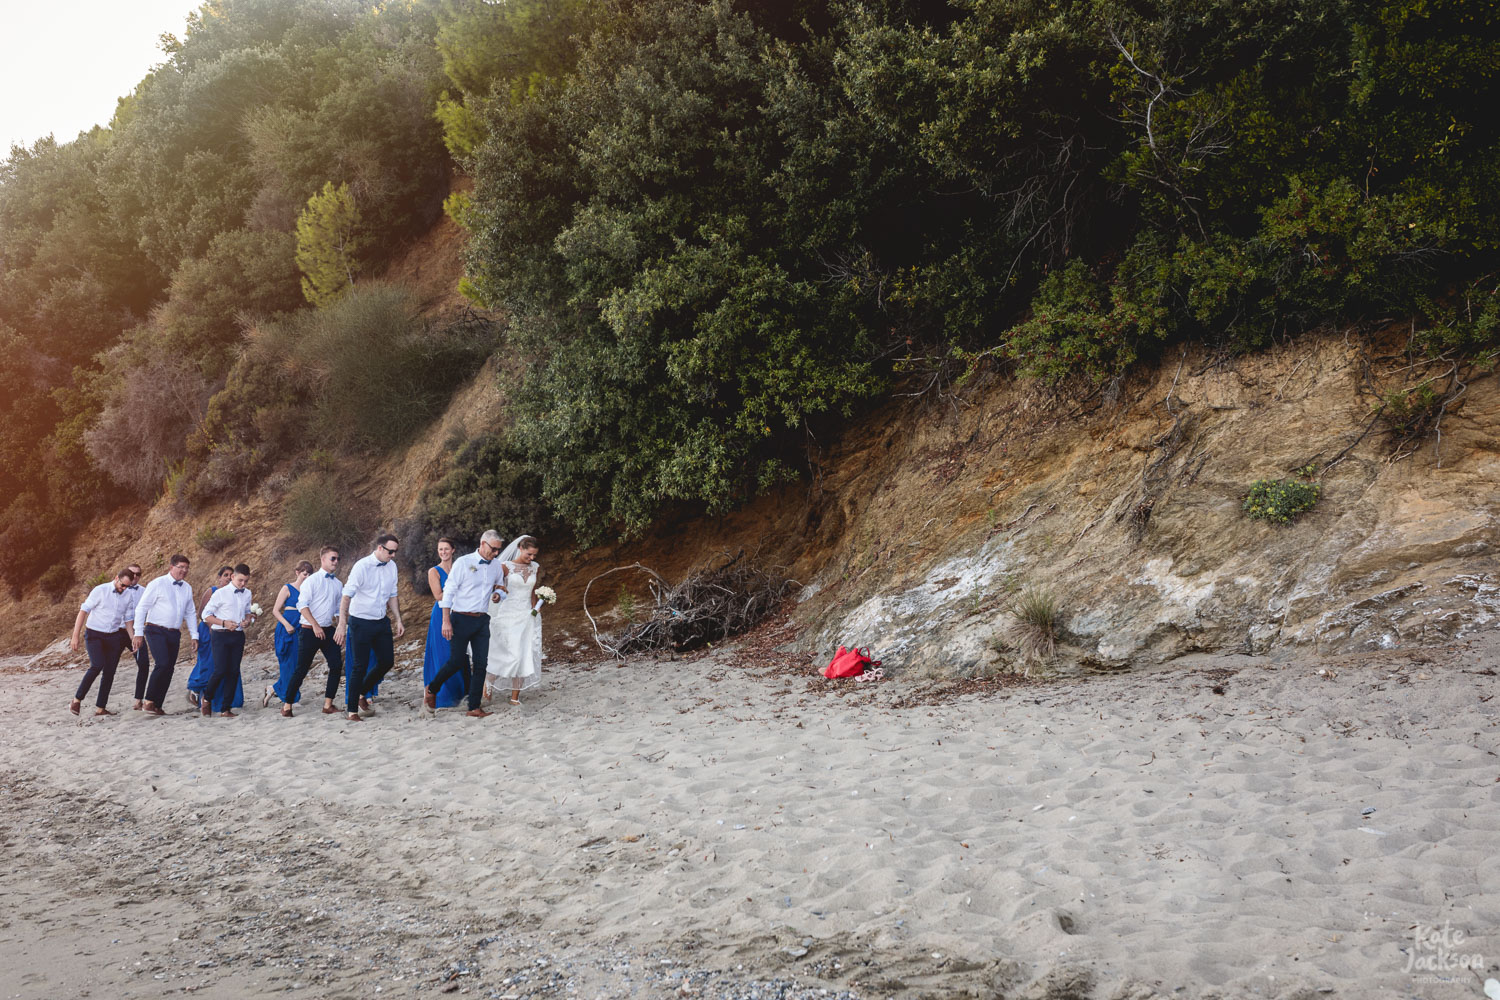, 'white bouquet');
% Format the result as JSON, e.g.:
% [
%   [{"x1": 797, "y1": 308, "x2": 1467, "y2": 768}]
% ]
[
  {"x1": 248, "y1": 603, "x2": 264, "y2": 617},
  {"x1": 532, "y1": 586, "x2": 556, "y2": 617}
]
